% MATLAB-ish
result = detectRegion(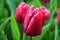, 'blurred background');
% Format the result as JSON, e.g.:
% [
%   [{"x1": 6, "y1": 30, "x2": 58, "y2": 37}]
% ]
[{"x1": 0, "y1": 0, "x2": 60, "y2": 40}]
